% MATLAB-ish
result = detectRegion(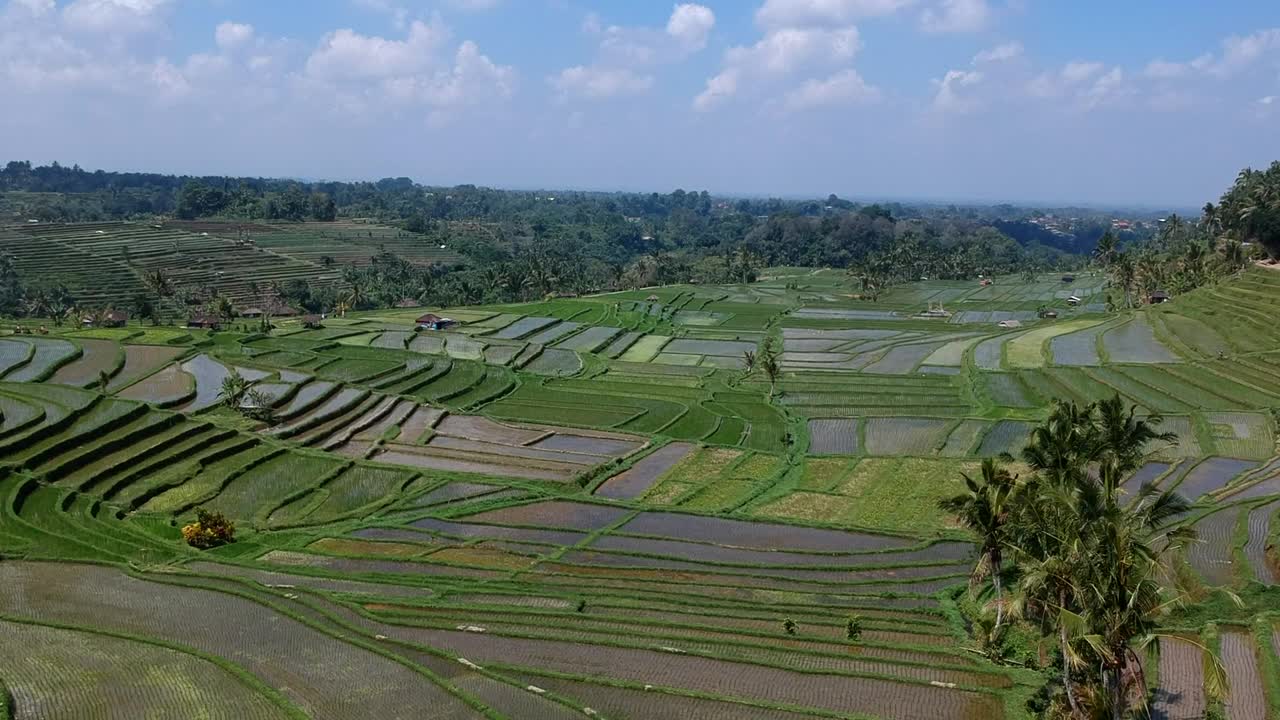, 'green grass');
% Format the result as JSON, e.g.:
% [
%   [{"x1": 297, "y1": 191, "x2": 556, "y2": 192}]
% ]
[
  {"x1": 1006, "y1": 319, "x2": 1104, "y2": 369},
  {"x1": 754, "y1": 457, "x2": 981, "y2": 534}
]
